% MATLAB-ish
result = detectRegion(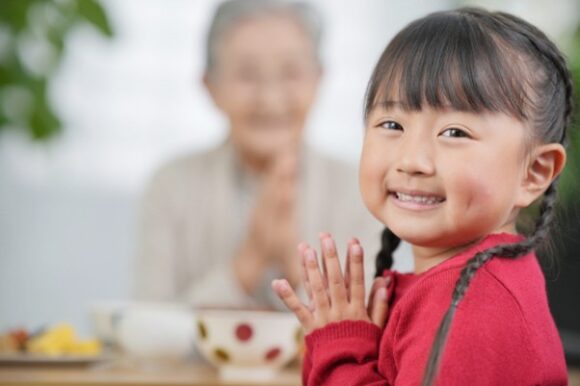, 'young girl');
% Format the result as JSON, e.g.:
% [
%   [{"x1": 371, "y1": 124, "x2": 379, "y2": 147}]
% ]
[{"x1": 272, "y1": 7, "x2": 573, "y2": 385}]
